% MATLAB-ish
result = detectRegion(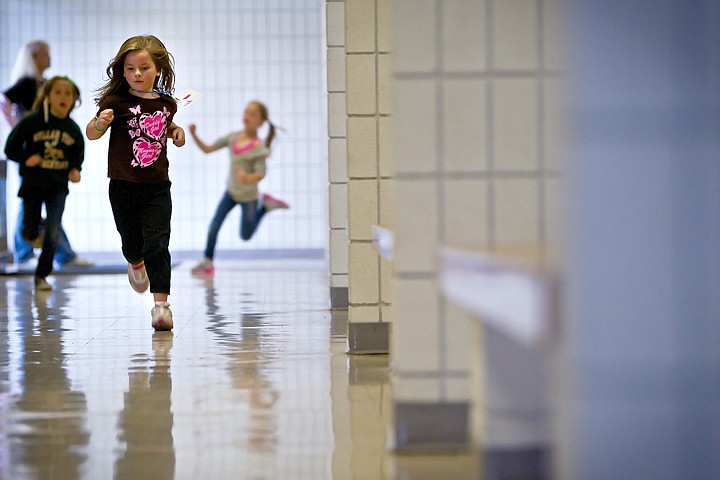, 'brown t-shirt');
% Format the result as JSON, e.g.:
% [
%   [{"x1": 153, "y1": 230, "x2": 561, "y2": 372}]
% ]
[{"x1": 99, "y1": 89, "x2": 177, "y2": 183}]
